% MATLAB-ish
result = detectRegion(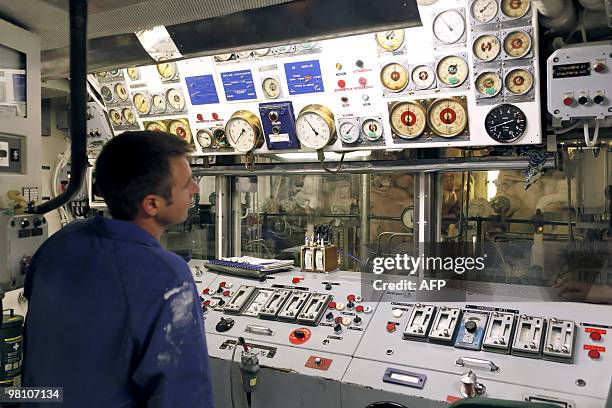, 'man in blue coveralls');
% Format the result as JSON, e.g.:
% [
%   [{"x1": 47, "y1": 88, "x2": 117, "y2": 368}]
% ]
[{"x1": 23, "y1": 131, "x2": 214, "y2": 407}]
